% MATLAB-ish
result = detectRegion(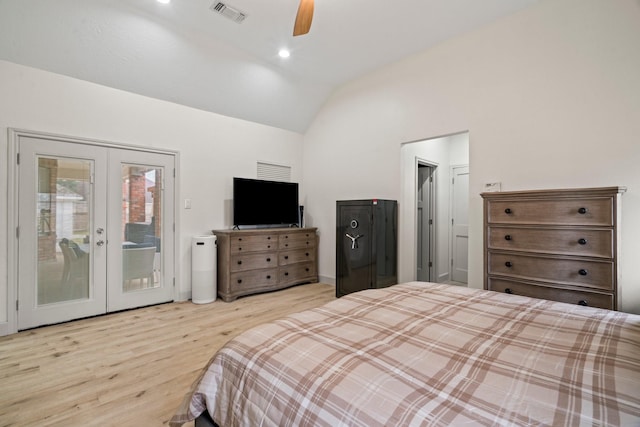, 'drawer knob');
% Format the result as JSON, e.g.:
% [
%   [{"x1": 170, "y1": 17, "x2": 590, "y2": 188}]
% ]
[
  {"x1": 306, "y1": 252, "x2": 309, "y2": 256},
  {"x1": 504, "y1": 208, "x2": 512, "y2": 214},
  {"x1": 305, "y1": 268, "x2": 310, "y2": 272},
  {"x1": 237, "y1": 260, "x2": 242, "y2": 265},
  {"x1": 504, "y1": 235, "x2": 512, "y2": 241},
  {"x1": 237, "y1": 279, "x2": 242, "y2": 284},
  {"x1": 504, "y1": 288, "x2": 513, "y2": 294},
  {"x1": 578, "y1": 207, "x2": 588, "y2": 214},
  {"x1": 578, "y1": 300, "x2": 588, "y2": 306},
  {"x1": 284, "y1": 272, "x2": 289, "y2": 276},
  {"x1": 284, "y1": 255, "x2": 289, "y2": 260},
  {"x1": 578, "y1": 269, "x2": 588, "y2": 276},
  {"x1": 266, "y1": 275, "x2": 271, "y2": 279},
  {"x1": 266, "y1": 258, "x2": 271, "y2": 262},
  {"x1": 505, "y1": 261, "x2": 513, "y2": 268},
  {"x1": 578, "y1": 238, "x2": 587, "y2": 245}
]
